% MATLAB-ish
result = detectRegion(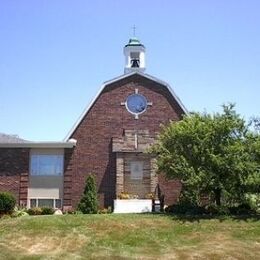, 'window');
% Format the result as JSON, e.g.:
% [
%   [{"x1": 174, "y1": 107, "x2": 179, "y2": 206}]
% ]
[
  {"x1": 30, "y1": 154, "x2": 63, "y2": 176},
  {"x1": 130, "y1": 161, "x2": 143, "y2": 180},
  {"x1": 30, "y1": 198, "x2": 62, "y2": 209},
  {"x1": 38, "y1": 199, "x2": 53, "y2": 208},
  {"x1": 126, "y1": 94, "x2": 148, "y2": 115}
]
